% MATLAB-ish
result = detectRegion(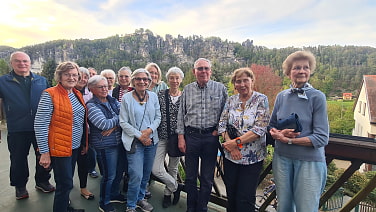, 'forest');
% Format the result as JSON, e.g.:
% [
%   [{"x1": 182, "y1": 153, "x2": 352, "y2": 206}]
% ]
[{"x1": 0, "y1": 28, "x2": 375, "y2": 98}]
